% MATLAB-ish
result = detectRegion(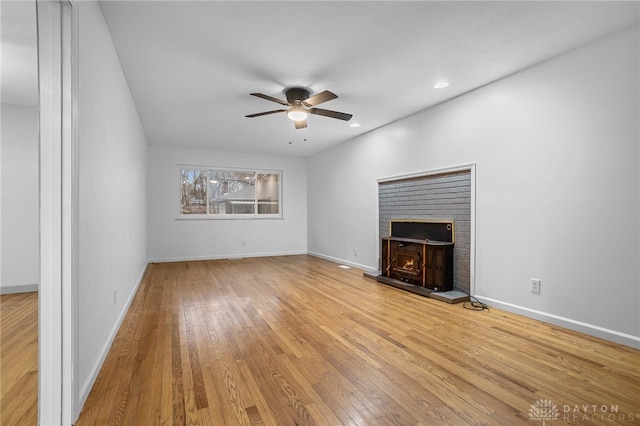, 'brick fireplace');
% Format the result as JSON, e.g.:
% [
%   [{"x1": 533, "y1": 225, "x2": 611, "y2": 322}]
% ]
[{"x1": 377, "y1": 170, "x2": 471, "y2": 302}]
